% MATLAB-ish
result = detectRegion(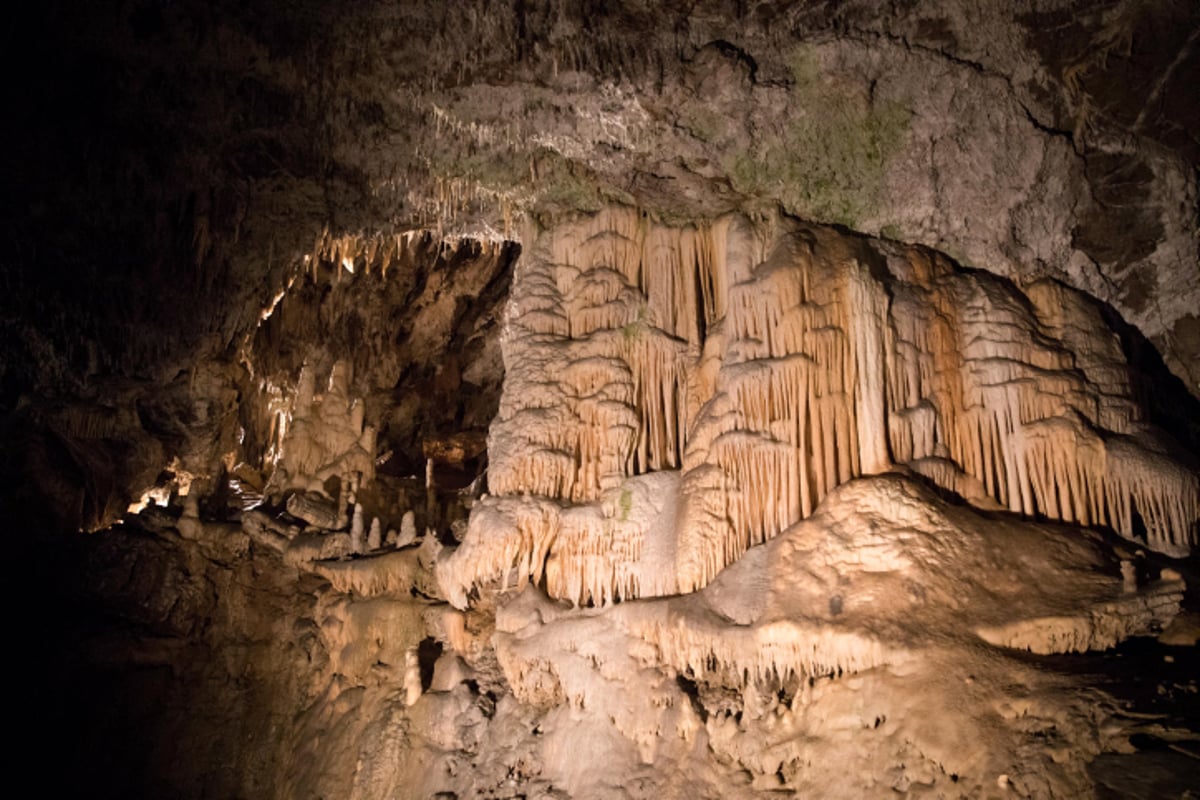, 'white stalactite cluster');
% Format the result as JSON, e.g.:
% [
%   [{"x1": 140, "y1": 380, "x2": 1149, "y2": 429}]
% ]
[
  {"x1": 484, "y1": 208, "x2": 724, "y2": 504},
  {"x1": 883, "y1": 252, "x2": 1198, "y2": 553},
  {"x1": 439, "y1": 208, "x2": 1199, "y2": 609}
]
